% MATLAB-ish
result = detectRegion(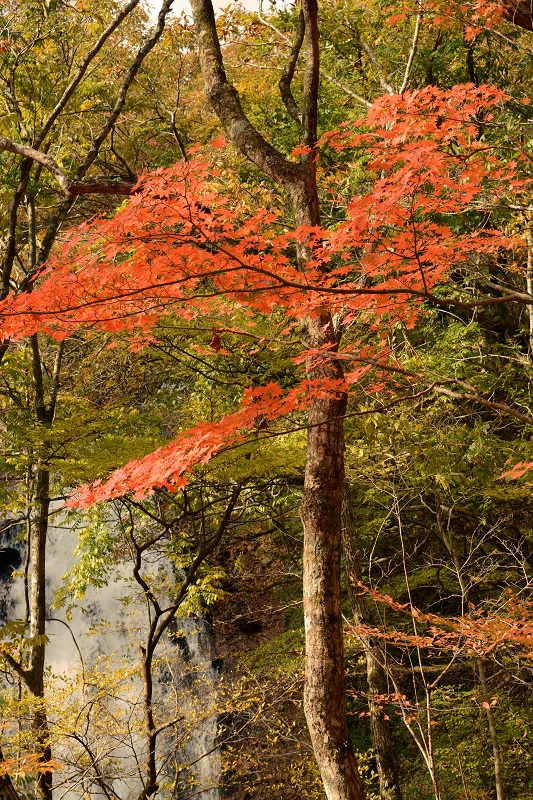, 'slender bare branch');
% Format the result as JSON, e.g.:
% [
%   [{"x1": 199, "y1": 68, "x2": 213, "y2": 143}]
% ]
[
  {"x1": 257, "y1": 2, "x2": 371, "y2": 108},
  {"x1": 1, "y1": 160, "x2": 32, "y2": 300},
  {"x1": 48, "y1": 340, "x2": 64, "y2": 415},
  {"x1": 322, "y1": 73, "x2": 372, "y2": 107},
  {"x1": 0, "y1": 1, "x2": 143, "y2": 300},
  {"x1": 400, "y1": 1, "x2": 424, "y2": 94},
  {"x1": 133, "y1": 485, "x2": 241, "y2": 800},
  {"x1": 0, "y1": 649, "x2": 30, "y2": 684},
  {"x1": 278, "y1": 10, "x2": 305, "y2": 124},
  {"x1": 78, "y1": 0, "x2": 174, "y2": 176},
  {"x1": 0, "y1": 137, "x2": 135, "y2": 196},
  {"x1": 301, "y1": 0, "x2": 320, "y2": 151},
  {"x1": 17, "y1": 0, "x2": 174, "y2": 295},
  {"x1": 501, "y1": 0, "x2": 533, "y2": 31},
  {"x1": 359, "y1": 38, "x2": 395, "y2": 94},
  {"x1": 34, "y1": 0, "x2": 142, "y2": 149},
  {"x1": 342, "y1": 353, "x2": 533, "y2": 426}
]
